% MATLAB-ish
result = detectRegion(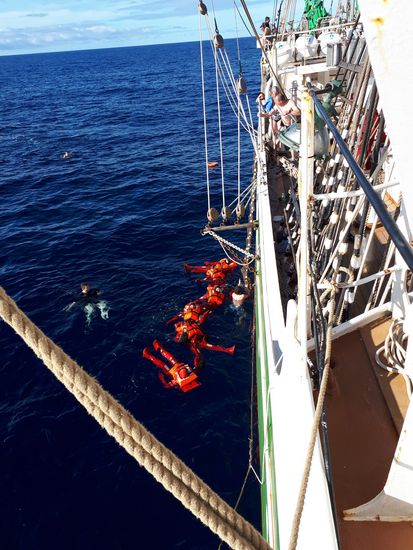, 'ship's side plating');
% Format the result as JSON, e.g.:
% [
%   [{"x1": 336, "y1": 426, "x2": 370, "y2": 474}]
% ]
[
  {"x1": 255, "y1": 122, "x2": 338, "y2": 548},
  {"x1": 255, "y1": 1, "x2": 413, "y2": 549}
]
